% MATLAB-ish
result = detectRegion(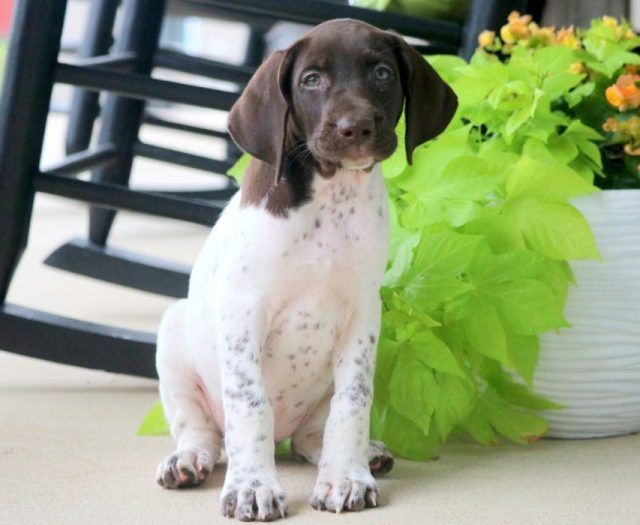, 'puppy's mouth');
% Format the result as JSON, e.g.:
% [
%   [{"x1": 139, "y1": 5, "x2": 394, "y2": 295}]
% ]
[{"x1": 340, "y1": 158, "x2": 375, "y2": 171}]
